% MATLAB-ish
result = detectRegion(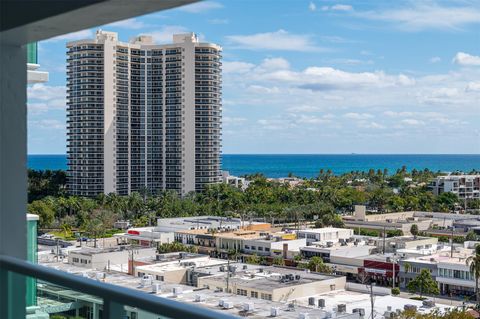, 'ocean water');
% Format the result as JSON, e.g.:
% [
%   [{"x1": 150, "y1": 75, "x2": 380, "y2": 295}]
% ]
[{"x1": 28, "y1": 154, "x2": 480, "y2": 178}]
